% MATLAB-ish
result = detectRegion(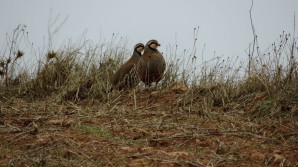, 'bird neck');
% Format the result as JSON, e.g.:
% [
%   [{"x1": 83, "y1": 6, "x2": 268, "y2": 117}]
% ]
[
  {"x1": 144, "y1": 47, "x2": 158, "y2": 54},
  {"x1": 134, "y1": 50, "x2": 142, "y2": 57}
]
